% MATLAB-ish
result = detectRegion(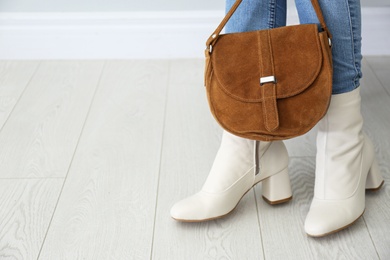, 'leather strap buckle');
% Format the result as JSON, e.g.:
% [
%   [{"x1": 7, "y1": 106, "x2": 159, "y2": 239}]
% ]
[{"x1": 260, "y1": 76, "x2": 277, "y2": 86}]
